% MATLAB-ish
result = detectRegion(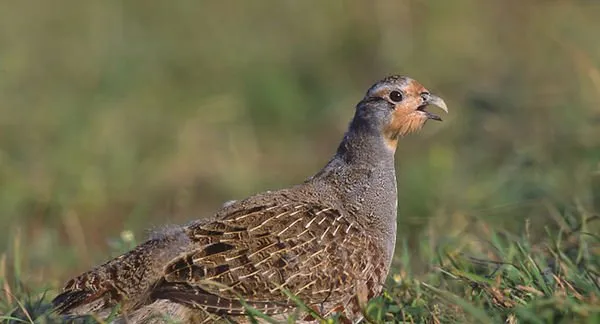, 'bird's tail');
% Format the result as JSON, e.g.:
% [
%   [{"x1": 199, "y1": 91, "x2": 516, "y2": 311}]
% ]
[{"x1": 52, "y1": 227, "x2": 190, "y2": 317}]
